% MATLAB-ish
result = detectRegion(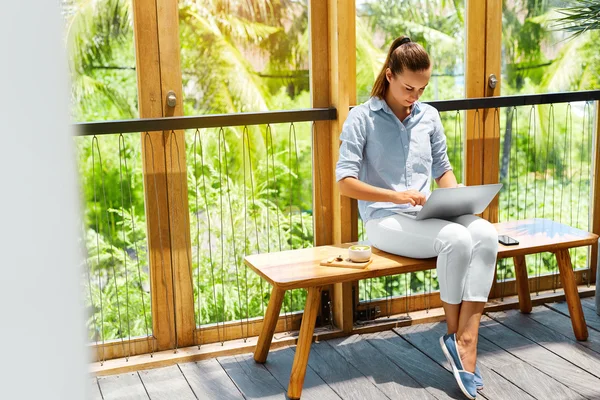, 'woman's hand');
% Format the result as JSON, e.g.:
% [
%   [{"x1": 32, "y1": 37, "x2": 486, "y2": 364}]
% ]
[
  {"x1": 394, "y1": 189, "x2": 426, "y2": 206},
  {"x1": 338, "y1": 177, "x2": 426, "y2": 206}
]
